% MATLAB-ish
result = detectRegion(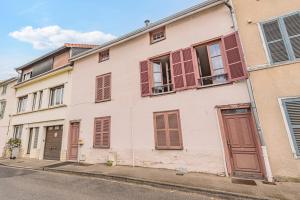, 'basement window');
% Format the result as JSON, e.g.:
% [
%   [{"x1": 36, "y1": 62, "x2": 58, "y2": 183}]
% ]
[
  {"x1": 99, "y1": 49, "x2": 110, "y2": 62},
  {"x1": 195, "y1": 41, "x2": 228, "y2": 86},
  {"x1": 150, "y1": 27, "x2": 166, "y2": 44},
  {"x1": 151, "y1": 55, "x2": 173, "y2": 94}
]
